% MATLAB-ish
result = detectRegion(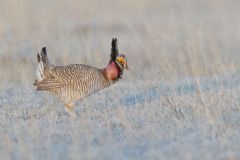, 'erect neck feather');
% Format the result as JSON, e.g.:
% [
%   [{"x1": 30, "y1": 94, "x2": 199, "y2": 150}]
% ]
[{"x1": 102, "y1": 62, "x2": 121, "y2": 81}]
